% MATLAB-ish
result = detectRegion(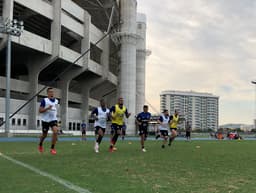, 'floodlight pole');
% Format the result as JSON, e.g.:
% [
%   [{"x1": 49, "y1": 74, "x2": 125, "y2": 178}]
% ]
[{"x1": 0, "y1": 18, "x2": 23, "y2": 136}]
